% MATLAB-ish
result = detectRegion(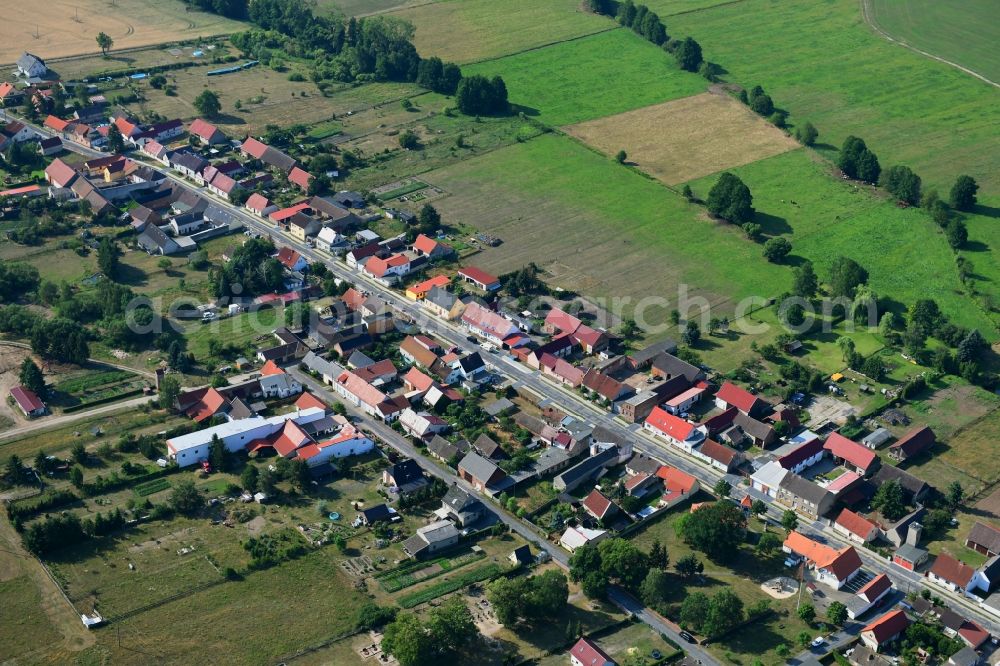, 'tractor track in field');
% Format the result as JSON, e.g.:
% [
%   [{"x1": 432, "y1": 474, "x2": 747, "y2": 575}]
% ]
[{"x1": 860, "y1": 0, "x2": 998, "y2": 89}]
